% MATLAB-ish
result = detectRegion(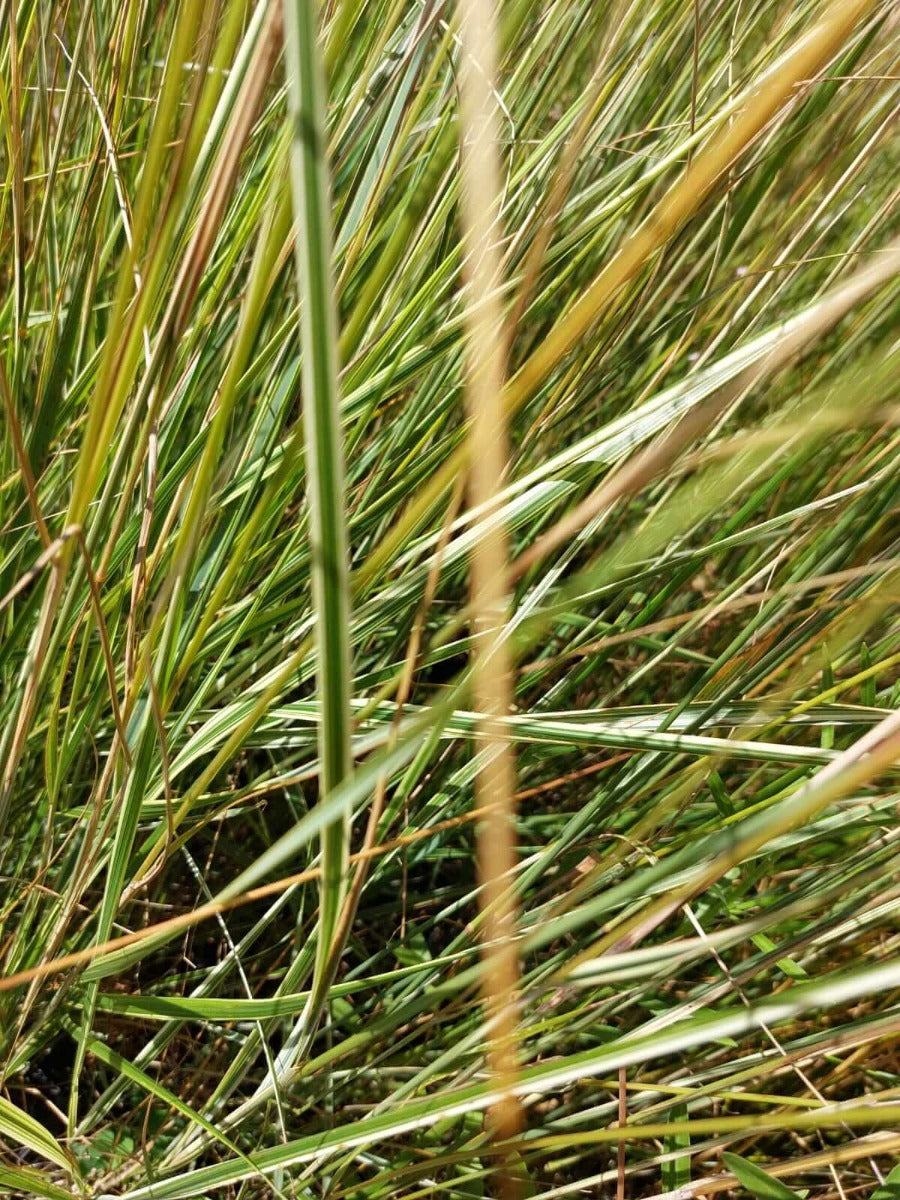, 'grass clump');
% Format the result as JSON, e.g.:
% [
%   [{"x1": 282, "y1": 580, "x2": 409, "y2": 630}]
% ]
[{"x1": 0, "y1": 0, "x2": 898, "y2": 1197}]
